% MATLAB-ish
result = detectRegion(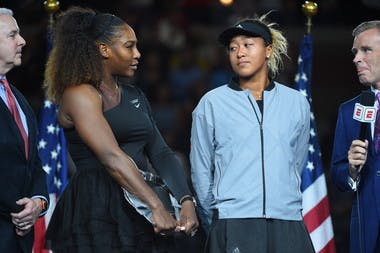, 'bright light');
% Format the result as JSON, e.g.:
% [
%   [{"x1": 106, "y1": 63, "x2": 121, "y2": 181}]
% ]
[{"x1": 219, "y1": 0, "x2": 233, "y2": 7}]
